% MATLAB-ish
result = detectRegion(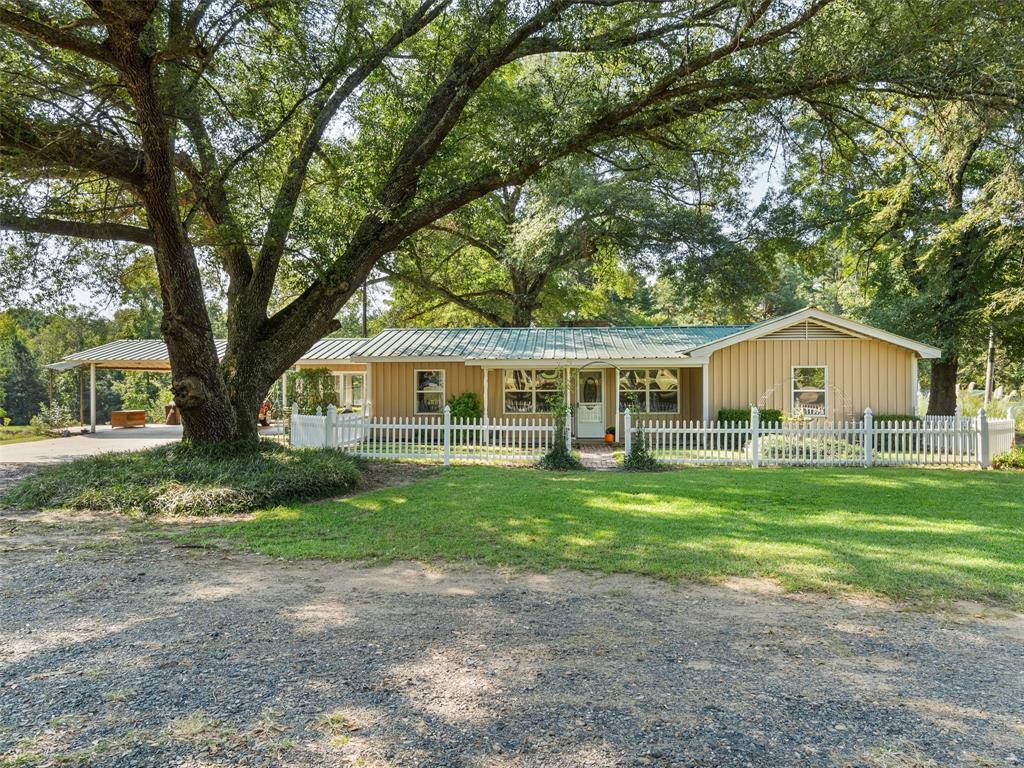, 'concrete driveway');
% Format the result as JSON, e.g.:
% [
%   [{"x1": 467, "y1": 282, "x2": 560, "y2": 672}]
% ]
[{"x1": 0, "y1": 425, "x2": 183, "y2": 464}]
